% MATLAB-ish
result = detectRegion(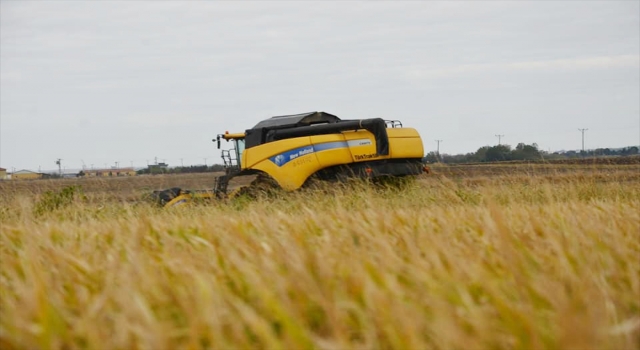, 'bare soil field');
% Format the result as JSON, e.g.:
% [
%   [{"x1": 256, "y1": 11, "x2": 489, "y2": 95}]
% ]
[
  {"x1": 431, "y1": 163, "x2": 640, "y2": 181},
  {"x1": 0, "y1": 173, "x2": 223, "y2": 199}
]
